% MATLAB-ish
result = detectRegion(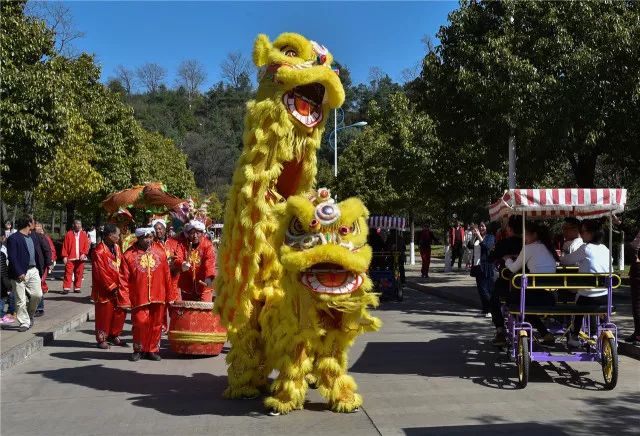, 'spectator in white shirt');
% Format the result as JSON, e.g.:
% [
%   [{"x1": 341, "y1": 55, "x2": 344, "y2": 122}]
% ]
[
  {"x1": 506, "y1": 222, "x2": 559, "y2": 275},
  {"x1": 561, "y1": 219, "x2": 611, "y2": 346},
  {"x1": 4, "y1": 220, "x2": 16, "y2": 238},
  {"x1": 506, "y1": 221, "x2": 559, "y2": 344}
]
